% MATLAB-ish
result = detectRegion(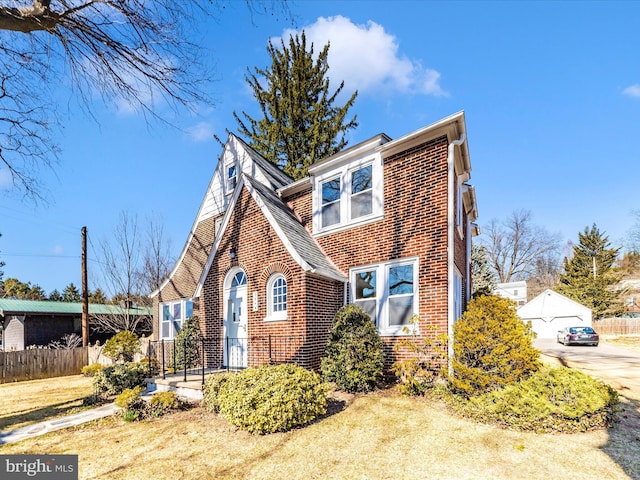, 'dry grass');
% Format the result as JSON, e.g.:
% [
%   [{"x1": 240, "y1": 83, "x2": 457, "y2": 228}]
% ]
[
  {"x1": 1, "y1": 378, "x2": 639, "y2": 480},
  {"x1": 602, "y1": 335, "x2": 640, "y2": 352},
  {"x1": 0, "y1": 375, "x2": 94, "y2": 431}
]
